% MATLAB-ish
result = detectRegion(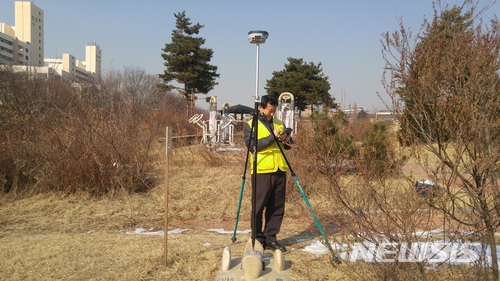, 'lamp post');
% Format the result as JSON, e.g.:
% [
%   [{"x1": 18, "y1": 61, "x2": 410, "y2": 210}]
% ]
[
  {"x1": 248, "y1": 30, "x2": 269, "y2": 100},
  {"x1": 247, "y1": 30, "x2": 268, "y2": 250}
]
